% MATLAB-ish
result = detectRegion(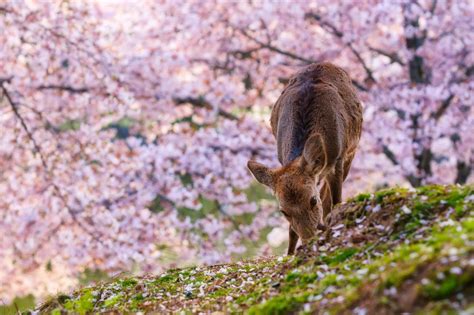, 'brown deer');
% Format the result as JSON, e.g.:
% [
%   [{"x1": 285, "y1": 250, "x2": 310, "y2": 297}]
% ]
[{"x1": 248, "y1": 63, "x2": 363, "y2": 254}]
